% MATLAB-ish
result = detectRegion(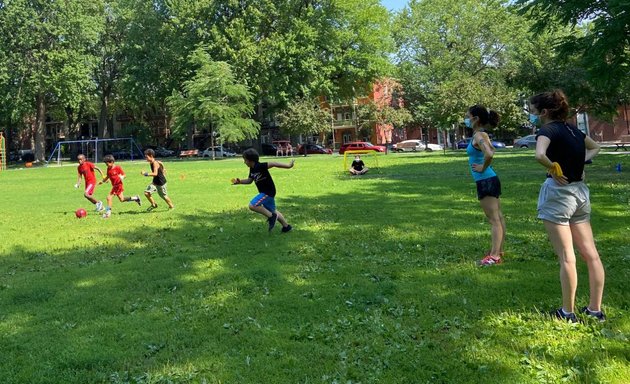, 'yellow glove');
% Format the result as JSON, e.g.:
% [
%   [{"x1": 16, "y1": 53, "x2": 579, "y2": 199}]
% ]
[{"x1": 548, "y1": 162, "x2": 564, "y2": 177}]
